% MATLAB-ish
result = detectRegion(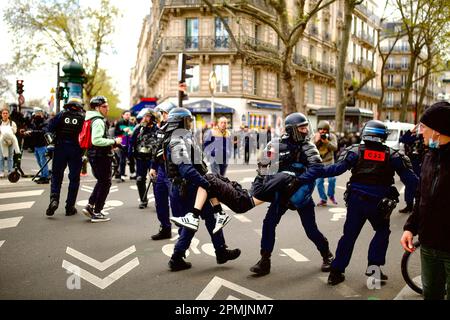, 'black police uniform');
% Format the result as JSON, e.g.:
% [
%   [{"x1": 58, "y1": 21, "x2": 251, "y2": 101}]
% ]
[{"x1": 46, "y1": 103, "x2": 85, "y2": 216}]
